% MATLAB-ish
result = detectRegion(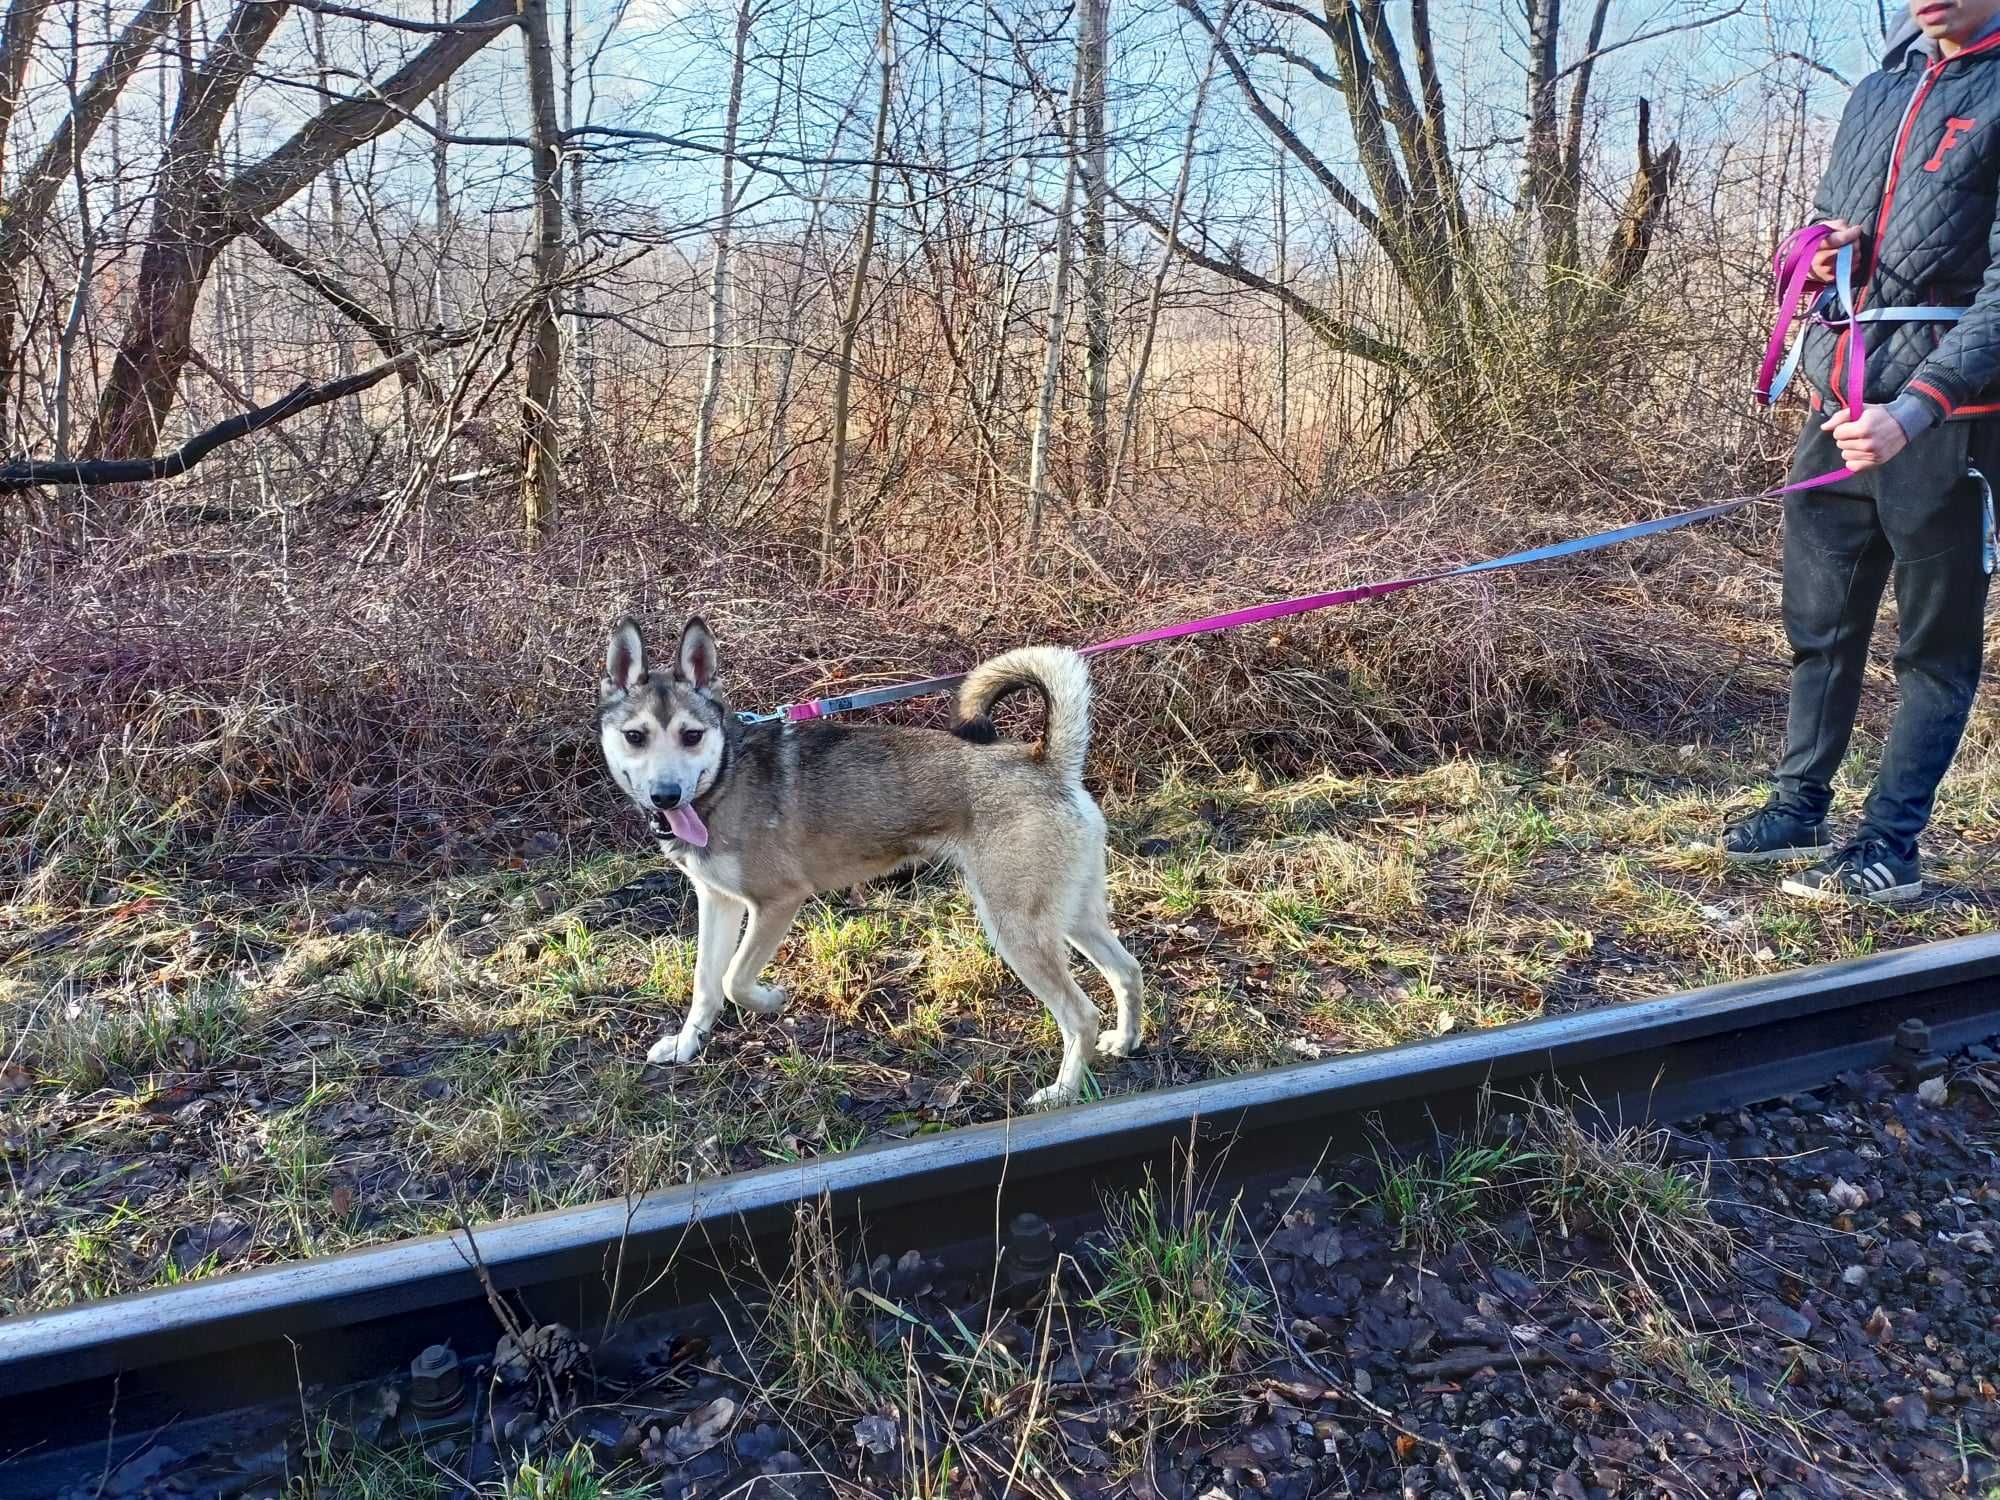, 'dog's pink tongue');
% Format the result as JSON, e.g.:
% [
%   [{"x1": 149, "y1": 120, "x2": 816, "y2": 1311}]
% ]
[{"x1": 663, "y1": 804, "x2": 709, "y2": 847}]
